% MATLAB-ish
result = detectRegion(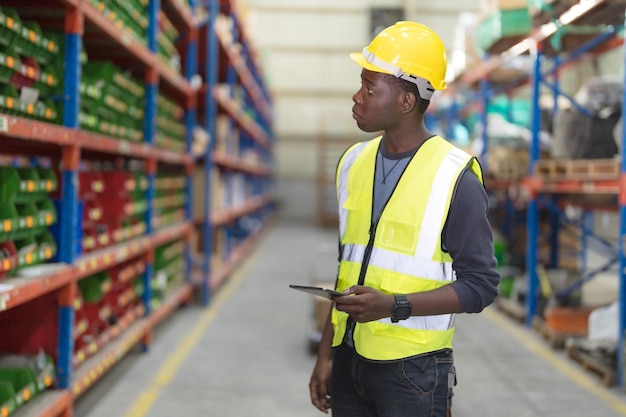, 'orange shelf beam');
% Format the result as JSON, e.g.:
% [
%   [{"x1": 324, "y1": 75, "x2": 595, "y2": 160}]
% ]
[
  {"x1": 212, "y1": 151, "x2": 272, "y2": 176},
  {"x1": 0, "y1": 265, "x2": 74, "y2": 313},
  {"x1": 0, "y1": 114, "x2": 193, "y2": 165},
  {"x1": 215, "y1": 29, "x2": 271, "y2": 122},
  {"x1": 10, "y1": 390, "x2": 72, "y2": 417}
]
